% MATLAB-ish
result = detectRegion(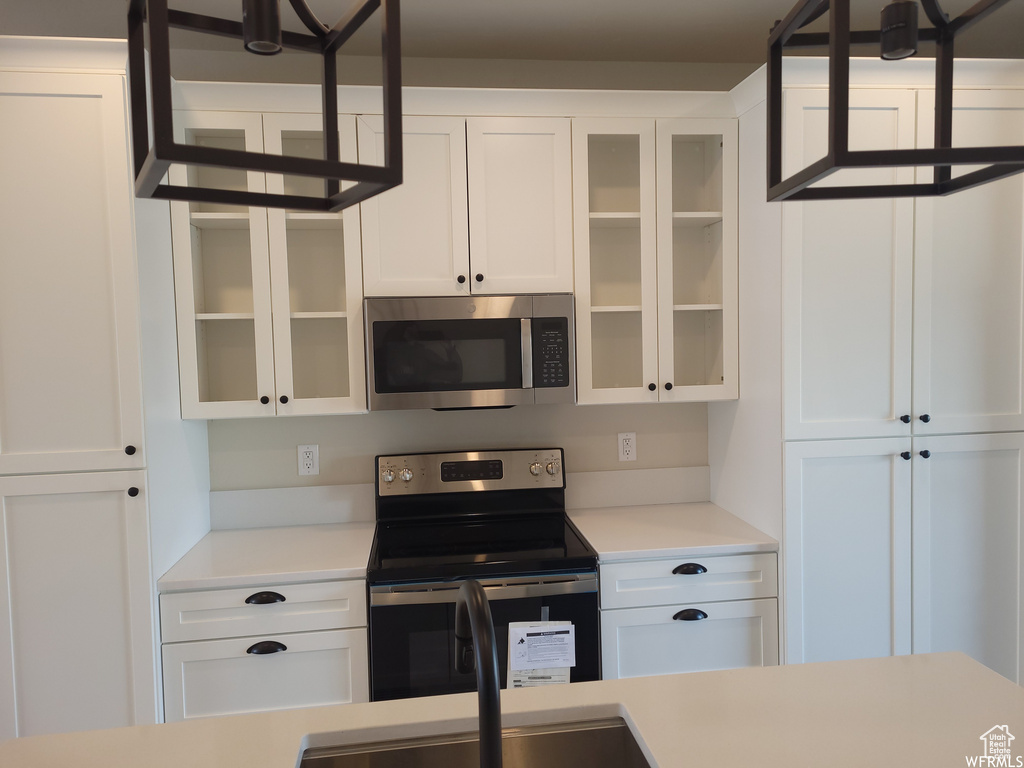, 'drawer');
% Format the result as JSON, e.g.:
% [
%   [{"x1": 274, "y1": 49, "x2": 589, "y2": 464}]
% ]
[
  {"x1": 160, "y1": 580, "x2": 366, "y2": 643},
  {"x1": 600, "y1": 598, "x2": 779, "y2": 679},
  {"x1": 161, "y1": 627, "x2": 369, "y2": 722},
  {"x1": 599, "y1": 553, "x2": 777, "y2": 609}
]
